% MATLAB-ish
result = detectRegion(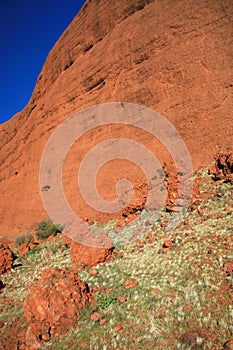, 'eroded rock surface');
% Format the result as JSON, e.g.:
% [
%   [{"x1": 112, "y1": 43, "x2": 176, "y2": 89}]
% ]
[
  {"x1": 24, "y1": 267, "x2": 94, "y2": 343},
  {"x1": 63, "y1": 233, "x2": 114, "y2": 268},
  {"x1": 210, "y1": 151, "x2": 233, "y2": 183},
  {"x1": 0, "y1": 243, "x2": 14, "y2": 275}
]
